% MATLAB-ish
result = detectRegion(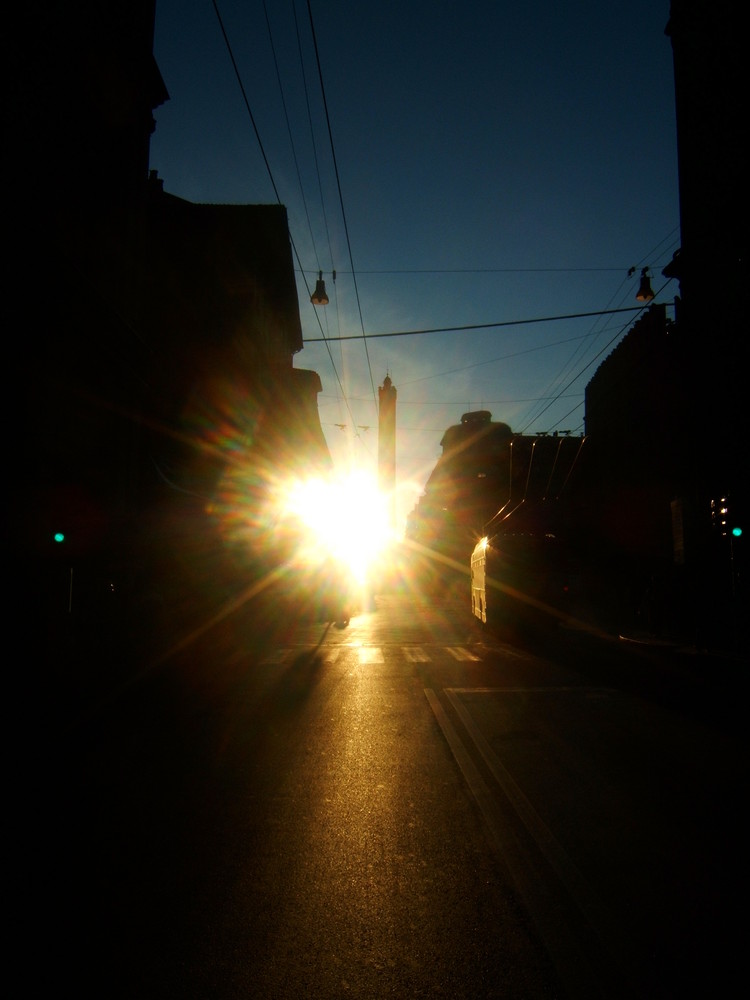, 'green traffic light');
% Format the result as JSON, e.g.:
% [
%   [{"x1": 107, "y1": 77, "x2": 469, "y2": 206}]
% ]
[
  {"x1": 731, "y1": 526, "x2": 742, "y2": 538},
  {"x1": 54, "y1": 531, "x2": 66, "y2": 543}
]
